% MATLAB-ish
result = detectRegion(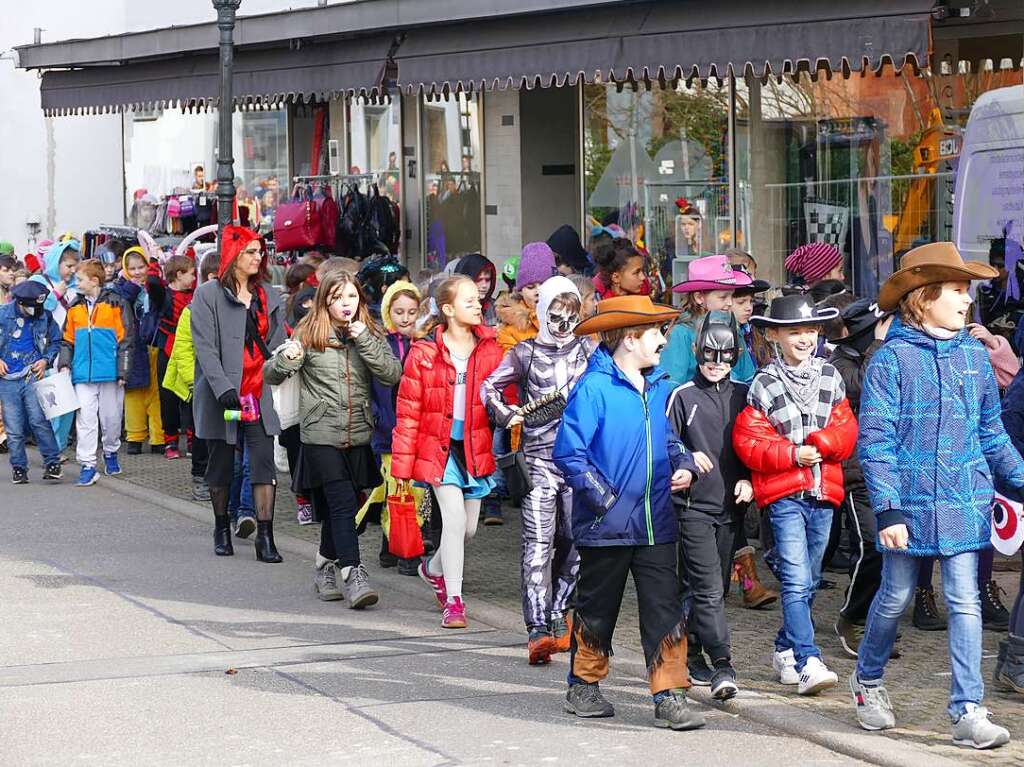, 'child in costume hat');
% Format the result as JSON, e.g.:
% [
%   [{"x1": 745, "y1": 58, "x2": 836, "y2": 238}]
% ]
[
  {"x1": 732, "y1": 293, "x2": 858, "y2": 696},
  {"x1": 852, "y1": 242, "x2": 1024, "y2": 749},
  {"x1": 553, "y1": 294, "x2": 706, "y2": 731},
  {"x1": 667, "y1": 310, "x2": 753, "y2": 700},
  {"x1": 661, "y1": 255, "x2": 753, "y2": 386}
]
